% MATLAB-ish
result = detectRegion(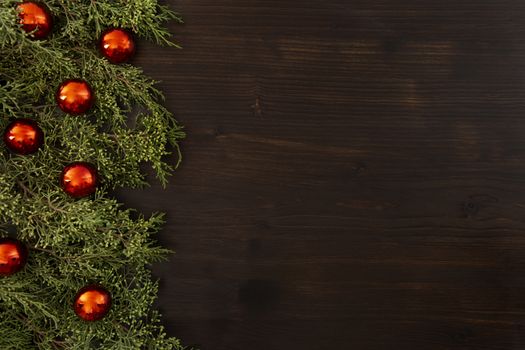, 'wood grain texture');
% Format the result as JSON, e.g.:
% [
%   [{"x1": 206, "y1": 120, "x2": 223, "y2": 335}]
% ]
[{"x1": 115, "y1": 1, "x2": 525, "y2": 349}]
